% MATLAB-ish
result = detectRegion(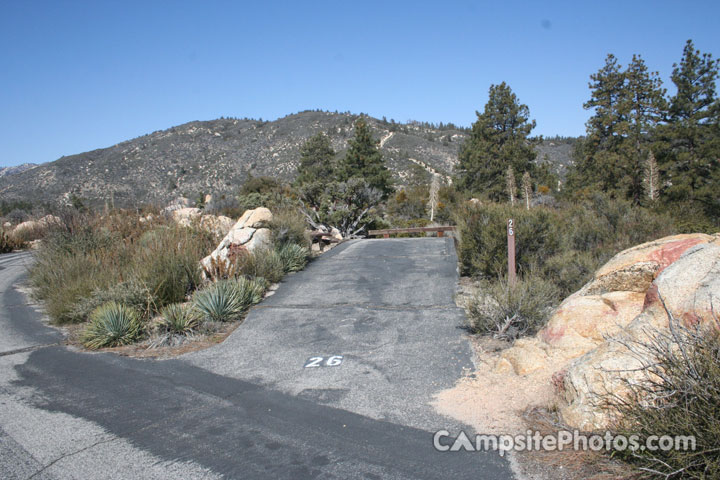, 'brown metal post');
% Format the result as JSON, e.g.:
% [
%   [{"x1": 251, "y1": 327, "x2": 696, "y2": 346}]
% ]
[{"x1": 507, "y1": 219, "x2": 516, "y2": 286}]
